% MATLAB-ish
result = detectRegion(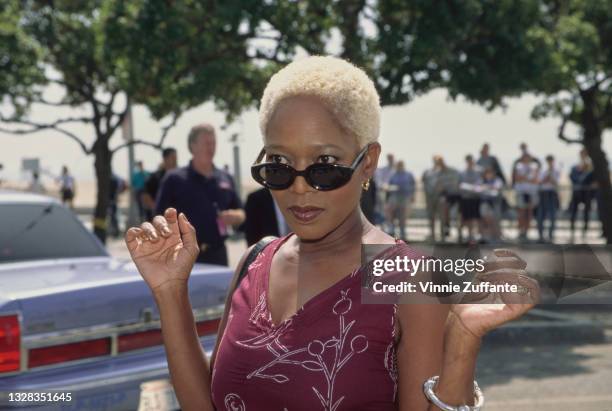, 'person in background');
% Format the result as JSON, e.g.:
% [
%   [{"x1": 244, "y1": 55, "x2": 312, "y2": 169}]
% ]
[
  {"x1": 479, "y1": 167, "x2": 504, "y2": 242},
  {"x1": 513, "y1": 151, "x2": 540, "y2": 241},
  {"x1": 385, "y1": 160, "x2": 415, "y2": 240},
  {"x1": 108, "y1": 173, "x2": 127, "y2": 238},
  {"x1": 28, "y1": 171, "x2": 46, "y2": 194},
  {"x1": 143, "y1": 147, "x2": 177, "y2": 221},
  {"x1": 241, "y1": 187, "x2": 289, "y2": 246},
  {"x1": 434, "y1": 156, "x2": 461, "y2": 241},
  {"x1": 422, "y1": 156, "x2": 441, "y2": 241},
  {"x1": 58, "y1": 165, "x2": 76, "y2": 209},
  {"x1": 131, "y1": 161, "x2": 150, "y2": 222},
  {"x1": 155, "y1": 123, "x2": 245, "y2": 265},
  {"x1": 476, "y1": 143, "x2": 506, "y2": 185},
  {"x1": 458, "y1": 154, "x2": 482, "y2": 242},
  {"x1": 374, "y1": 153, "x2": 395, "y2": 229},
  {"x1": 511, "y1": 142, "x2": 541, "y2": 186},
  {"x1": 568, "y1": 148, "x2": 595, "y2": 242},
  {"x1": 536, "y1": 155, "x2": 560, "y2": 243}
]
